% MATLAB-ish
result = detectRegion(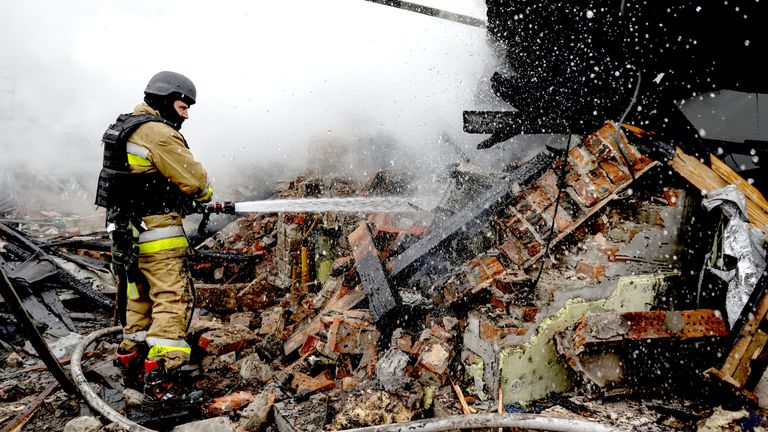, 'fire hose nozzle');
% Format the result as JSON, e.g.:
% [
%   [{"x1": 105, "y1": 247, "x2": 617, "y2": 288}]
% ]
[{"x1": 207, "y1": 201, "x2": 236, "y2": 214}]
